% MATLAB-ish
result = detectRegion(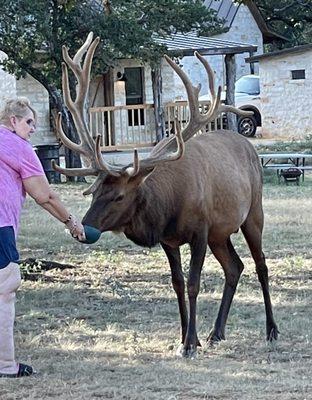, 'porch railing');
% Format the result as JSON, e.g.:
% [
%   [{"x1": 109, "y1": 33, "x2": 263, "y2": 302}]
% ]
[{"x1": 89, "y1": 101, "x2": 226, "y2": 151}]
